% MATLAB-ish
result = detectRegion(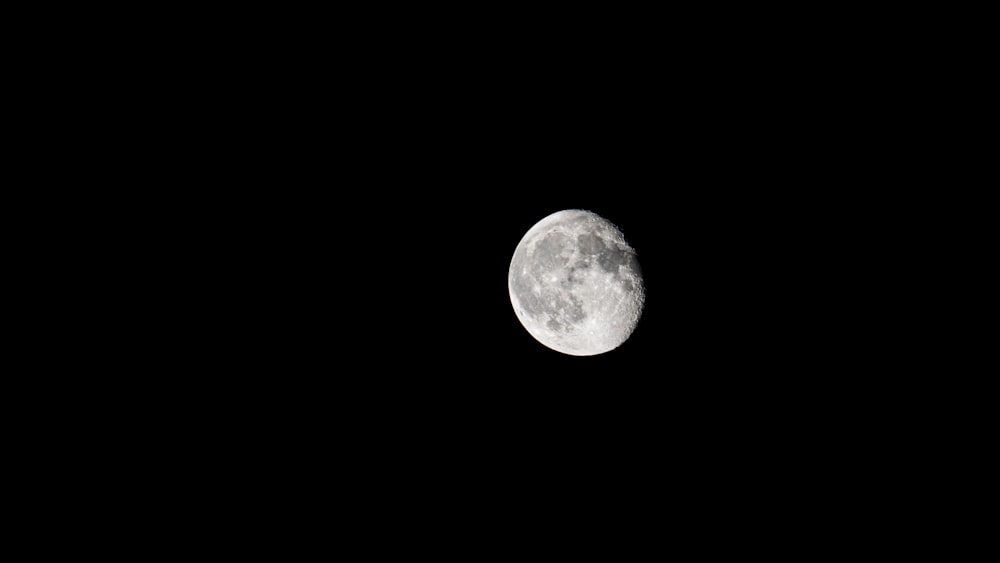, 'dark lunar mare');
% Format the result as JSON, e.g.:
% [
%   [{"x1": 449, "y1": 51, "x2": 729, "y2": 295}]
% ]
[
  {"x1": 577, "y1": 233, "x2": 605, "y2": 255},
  {"x1": 597, "y1": 245, "x2": 628, "y2": 273}
]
